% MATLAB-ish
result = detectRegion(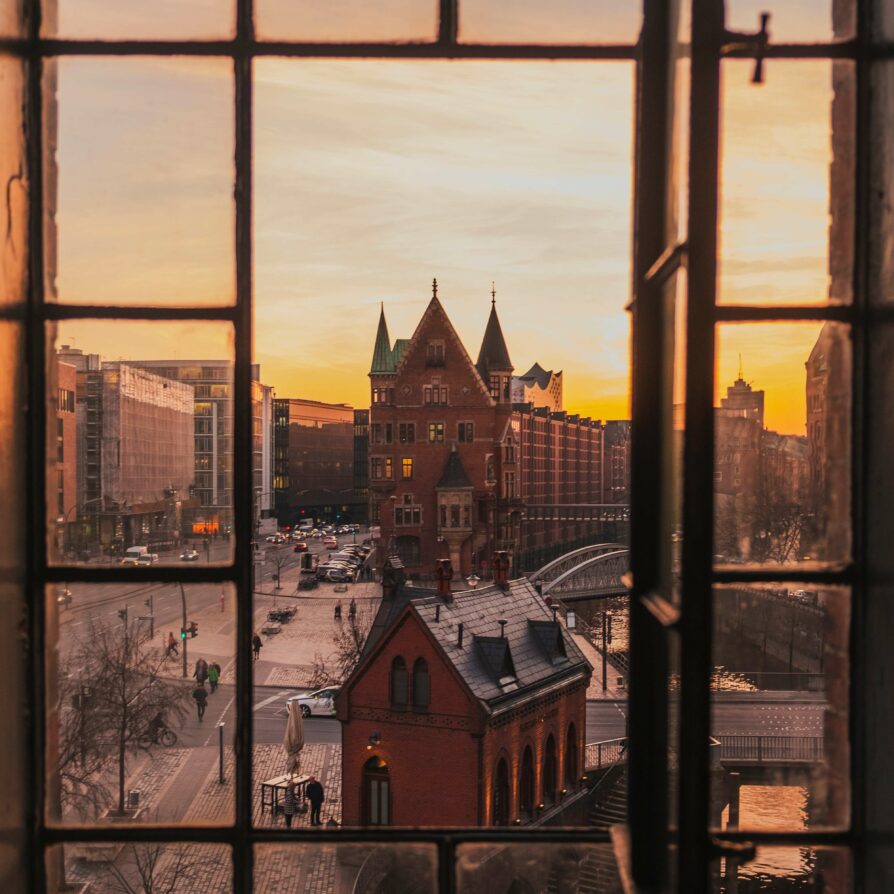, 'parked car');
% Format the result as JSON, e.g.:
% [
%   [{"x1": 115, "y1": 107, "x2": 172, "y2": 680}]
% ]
[
  {"x1": 333, "y1": 552, "x2": 362, "y2": 566},
  {"x1": 180, "y1": 549, "x2": 200, "y2": 561},
  {"x1": 293, "y1": 541, "x2": 309, "y2": 553},
  {"x1": 286, "y1": 687, "x2": 339, "y2": 718},
  {"x1": 322, "y1": 536, "x2": 338, "y2": 548}
]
